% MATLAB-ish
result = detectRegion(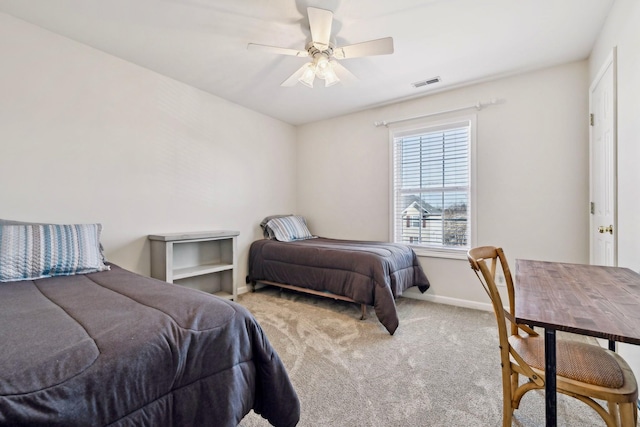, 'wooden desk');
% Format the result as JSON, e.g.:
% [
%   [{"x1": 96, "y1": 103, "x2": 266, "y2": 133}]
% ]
[{"x1": 514, "y1": 259, "x2": 640, "y2": 427}]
